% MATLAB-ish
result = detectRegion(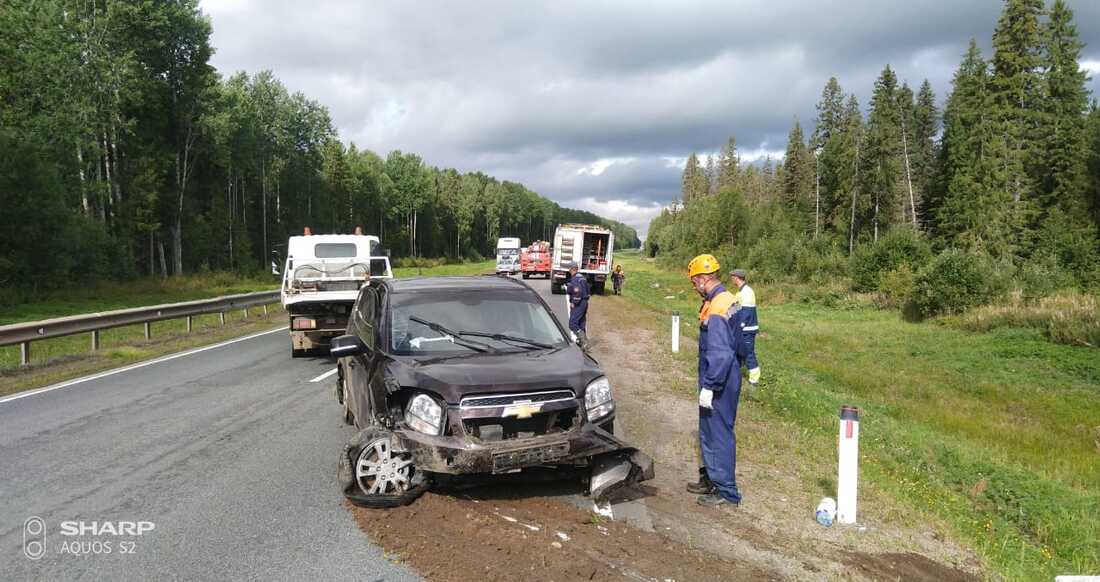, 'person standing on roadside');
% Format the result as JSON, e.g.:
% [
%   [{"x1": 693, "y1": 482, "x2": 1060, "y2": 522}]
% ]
[
  {"x1": 611, "y1": 264, "x2": 626, "y2": 295},
  {"x1": 685, "y1": 254, "x2": 742, "y2": 507},
  {"x1": 730, "y1": 268, "x2": 760, "y2": 388},
  {"x1": 565, "y1": 262, "x2": 590, "y2": 348}
]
